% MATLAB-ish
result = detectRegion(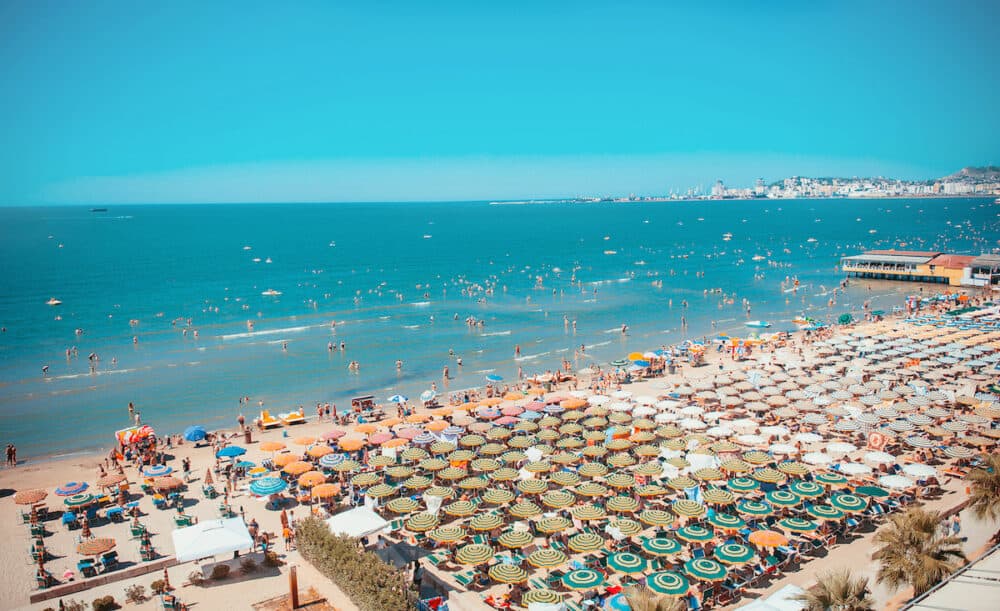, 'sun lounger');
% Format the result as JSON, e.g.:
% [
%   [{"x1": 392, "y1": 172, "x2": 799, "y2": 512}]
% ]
[
  {"x1": 259, "y1": 410, "x2": 281, "y2": 429},
  {"x1": 454, "y1": 570, "x2": 476, "y2": 587},
  {"x1": 279, "y1": 411, "x2": 306, "y2": 425}
]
